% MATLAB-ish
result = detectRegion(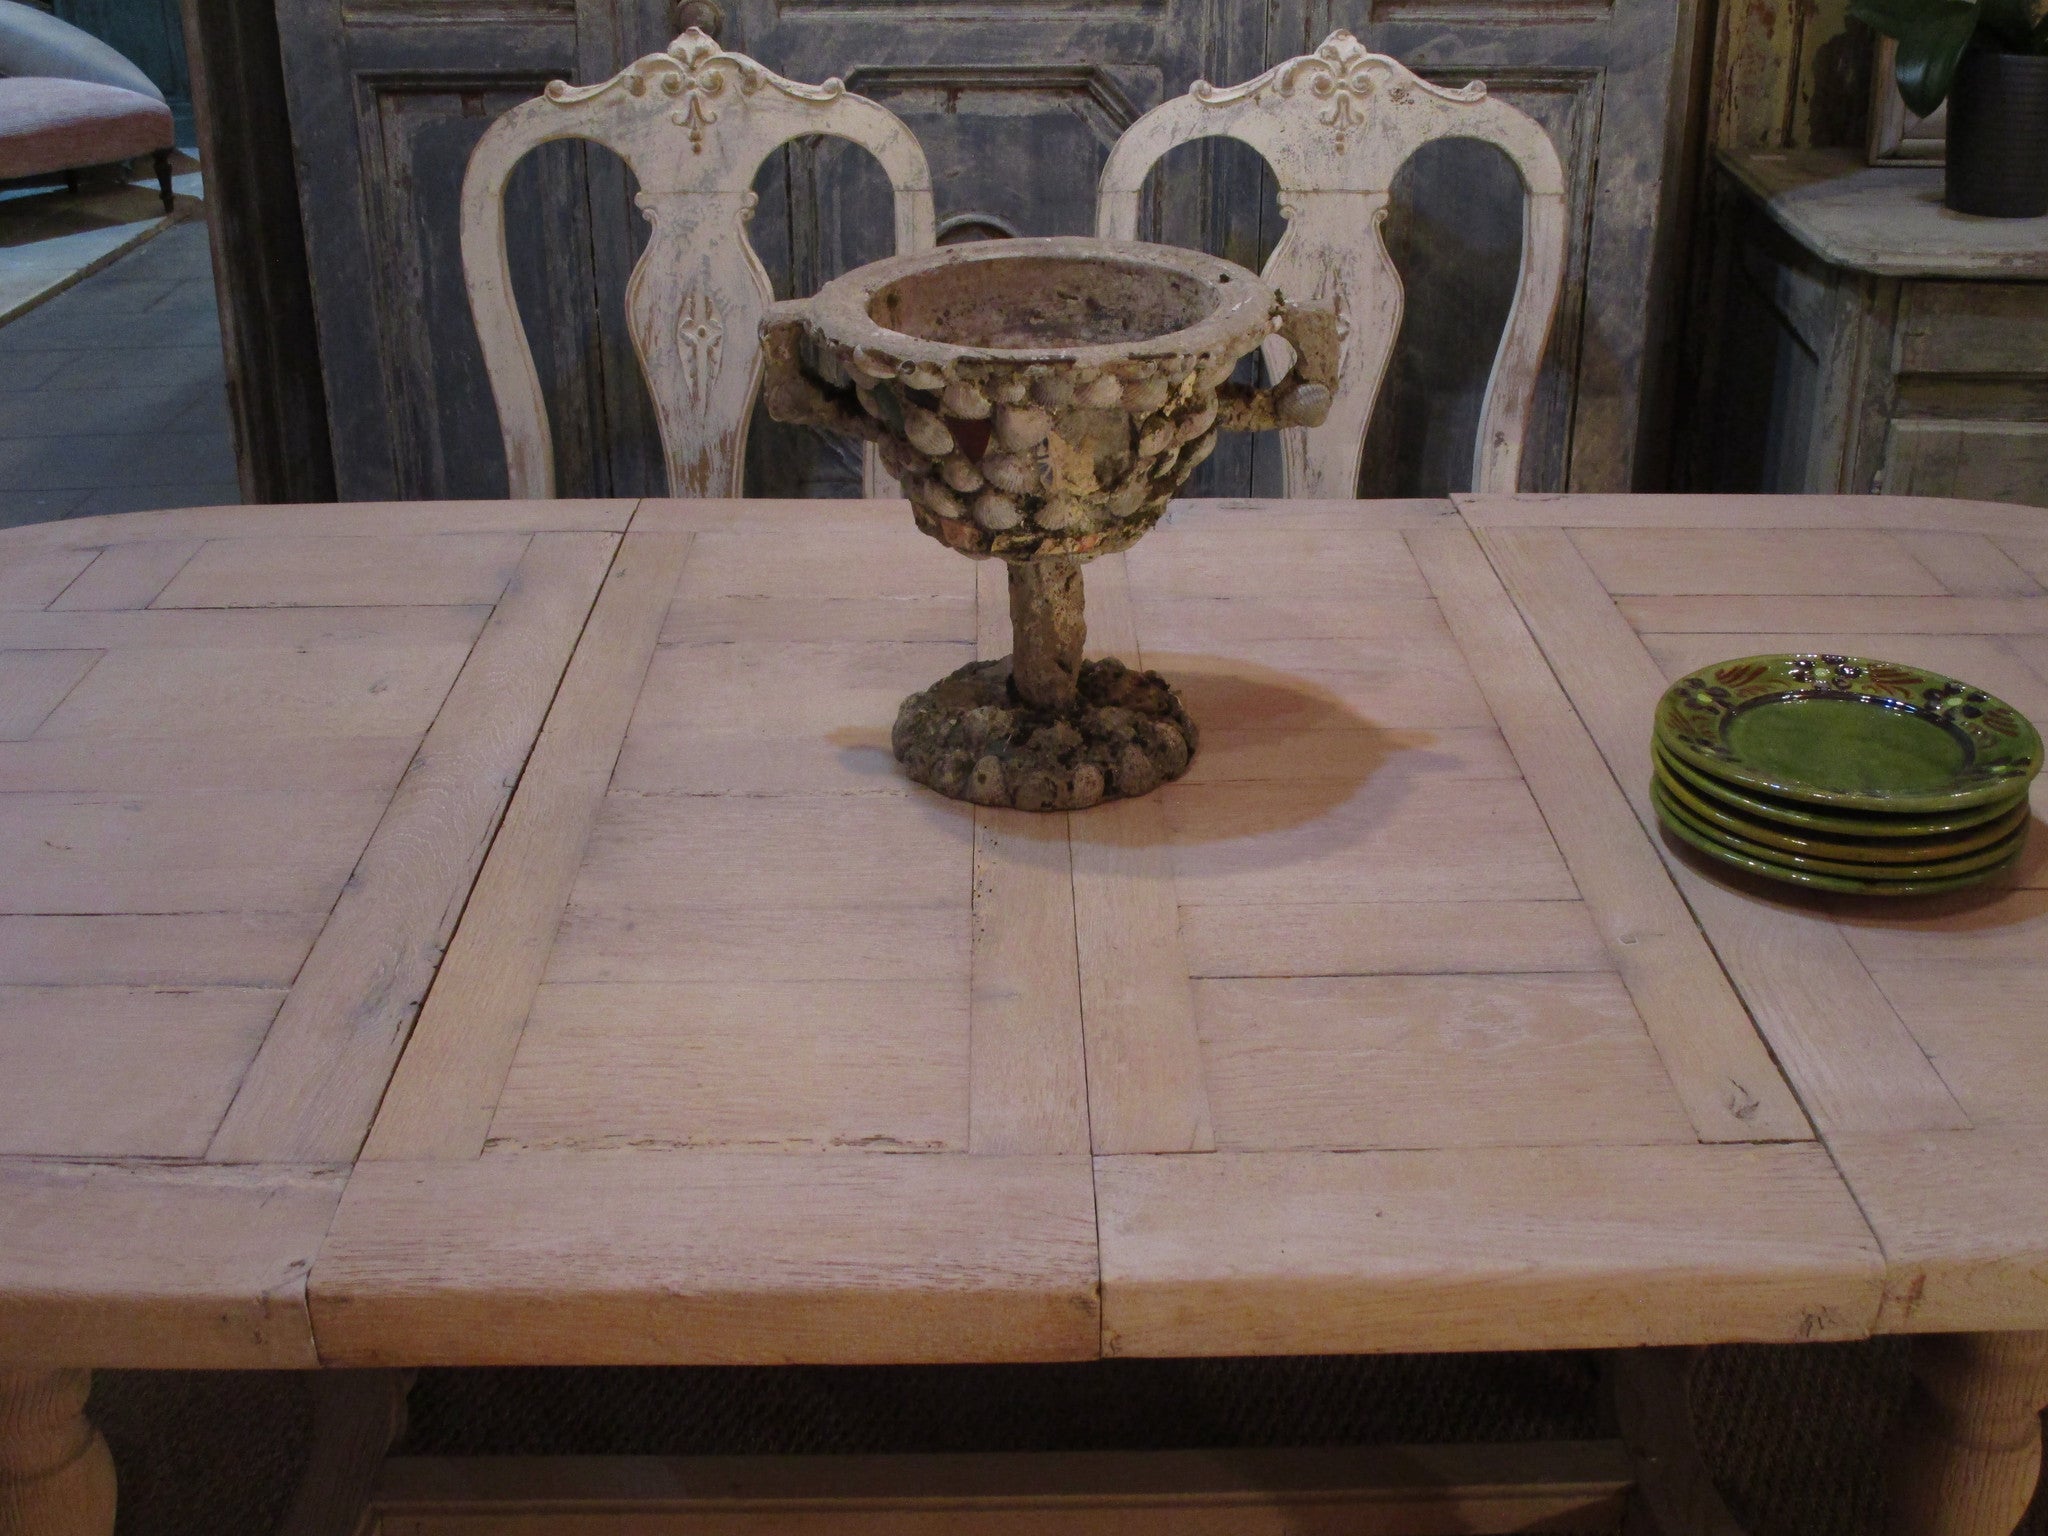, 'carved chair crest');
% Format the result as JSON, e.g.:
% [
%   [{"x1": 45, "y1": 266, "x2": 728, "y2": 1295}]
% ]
[
  {"x1": 1097, "y1": 31, "x2": 1567, "y2": 496},
  {"x1": 461, "y1": 30, "x2": 937, "y2": 498}
]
